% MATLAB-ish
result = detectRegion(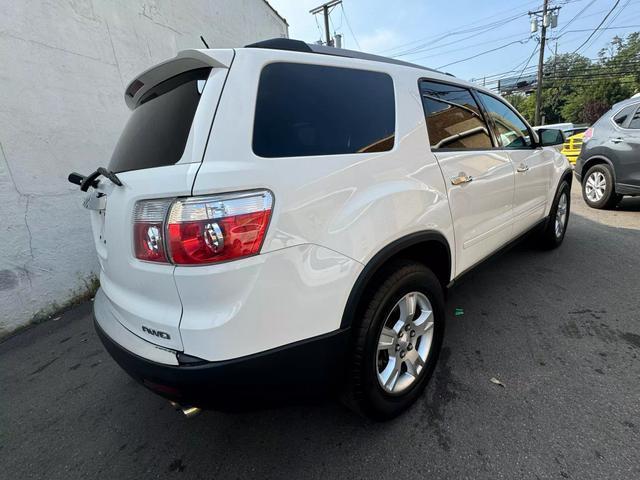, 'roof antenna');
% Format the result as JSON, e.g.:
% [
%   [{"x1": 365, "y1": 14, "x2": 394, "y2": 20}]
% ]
[{"x1": 200, "y1": 35, "x2": 209, "y2": 48}]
